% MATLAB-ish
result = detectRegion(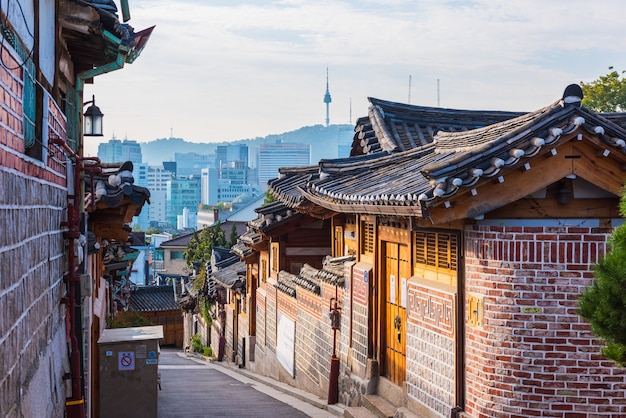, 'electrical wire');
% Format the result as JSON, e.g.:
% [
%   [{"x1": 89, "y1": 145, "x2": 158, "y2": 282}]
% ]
[{"x1": 0, "y1": 0, "x2": 36, "y2": 71}]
